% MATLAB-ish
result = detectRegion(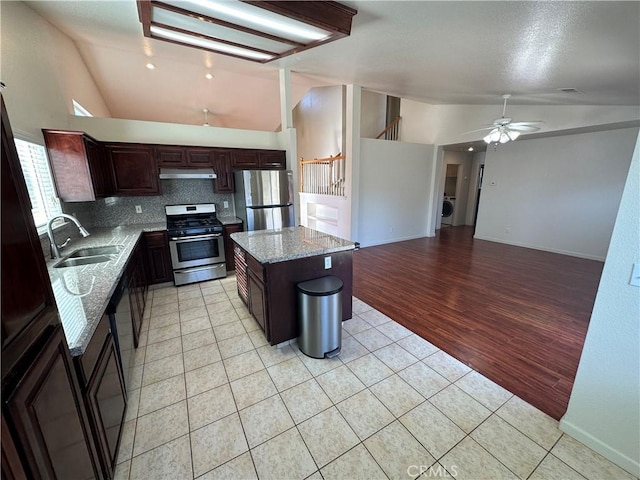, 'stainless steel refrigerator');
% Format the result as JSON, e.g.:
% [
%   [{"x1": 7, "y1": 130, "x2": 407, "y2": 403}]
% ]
[{"x1": 233, "y1": 170, "x2": 295, "y2": 231}]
